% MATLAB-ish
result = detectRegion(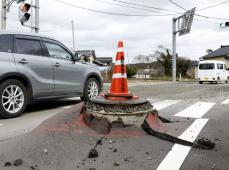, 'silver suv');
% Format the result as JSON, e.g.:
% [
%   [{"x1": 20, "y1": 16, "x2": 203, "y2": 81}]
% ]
[{"x1": 0, "y1": 31, "x2": 102, "y2": 118}]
